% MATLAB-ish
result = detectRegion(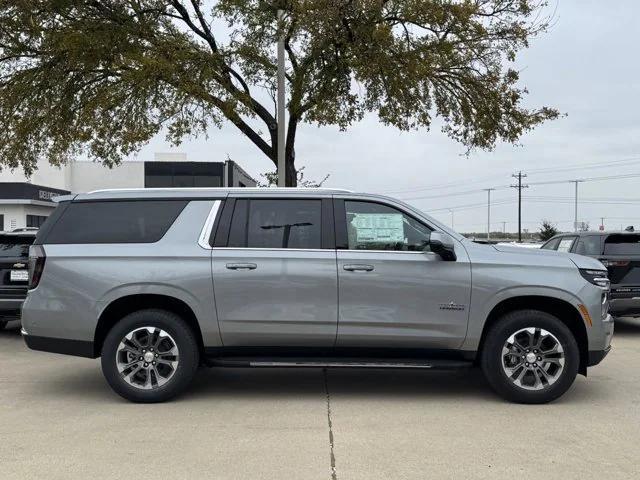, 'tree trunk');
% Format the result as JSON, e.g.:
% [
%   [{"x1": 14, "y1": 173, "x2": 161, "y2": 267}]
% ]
[
  {"x1": 285, "y1": 115, "x2": 298, "y2": 186},
  {"x1": 285, "y1": 156, "x2": 297, "y2": 186}
]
